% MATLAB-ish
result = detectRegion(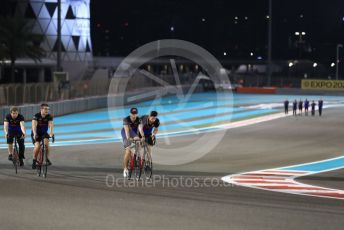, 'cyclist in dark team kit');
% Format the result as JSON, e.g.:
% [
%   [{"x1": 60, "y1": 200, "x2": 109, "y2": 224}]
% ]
[
  {"x1": 121, "y1": 108, "x2": 145, "y2": 178},
  {"x1": 31, "y1": 104, "x2": 54, "y2": 169},
  {"x1": 3, "y1": 107, "x2": 26, "y2": 166},
  {"x1": 140, "y1": 111, "x2": 160, "y2": 157}
]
